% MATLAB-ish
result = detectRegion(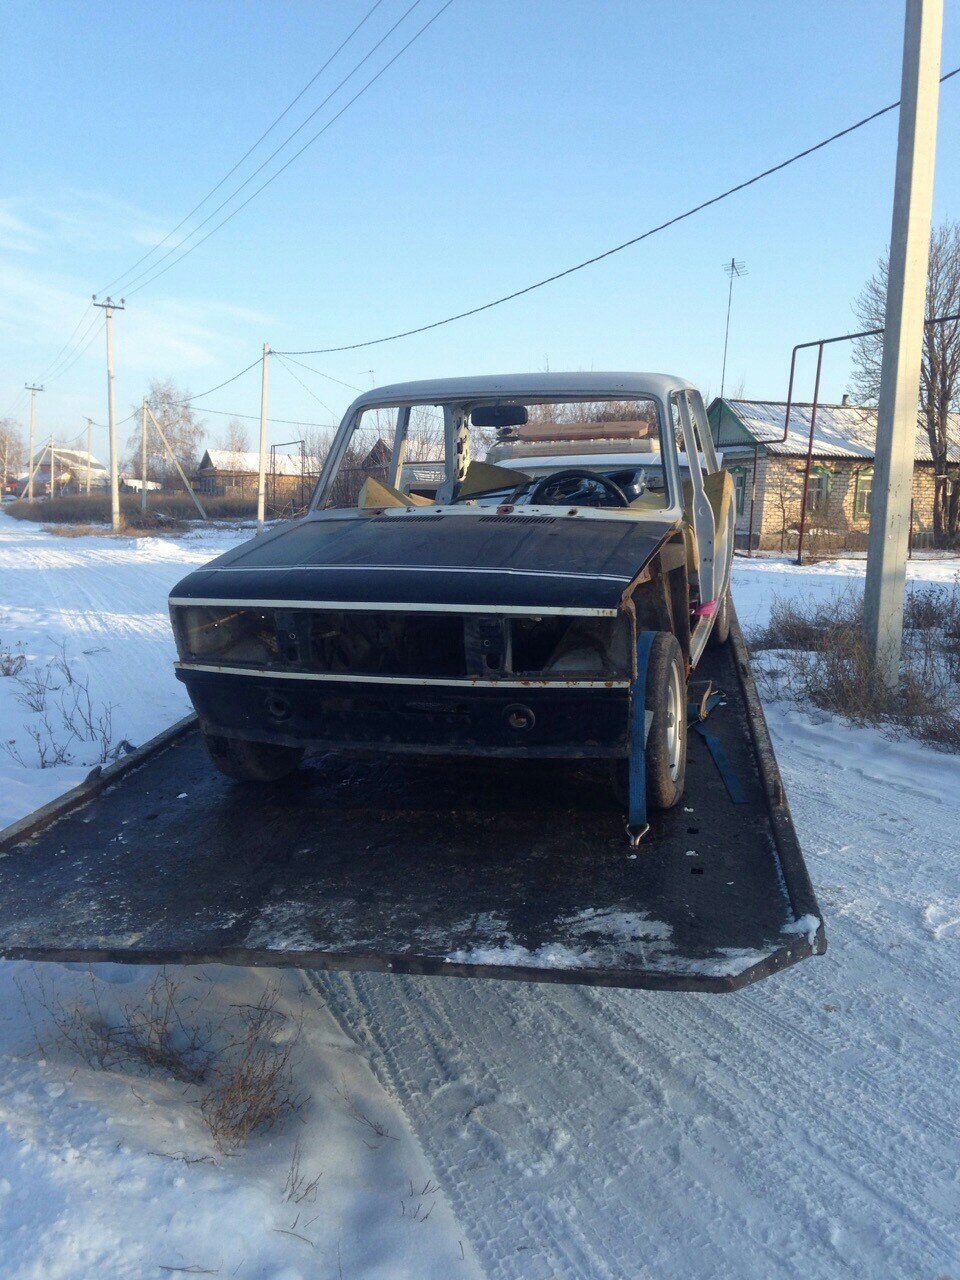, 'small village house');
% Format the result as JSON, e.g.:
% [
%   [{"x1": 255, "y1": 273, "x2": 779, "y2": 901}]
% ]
[
  {"x1": 18, "y1": 447, "x2": 109, "y2": 497},
  {"x1": 708, "y1": 397, "x2": 960, "y2": 553}
]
